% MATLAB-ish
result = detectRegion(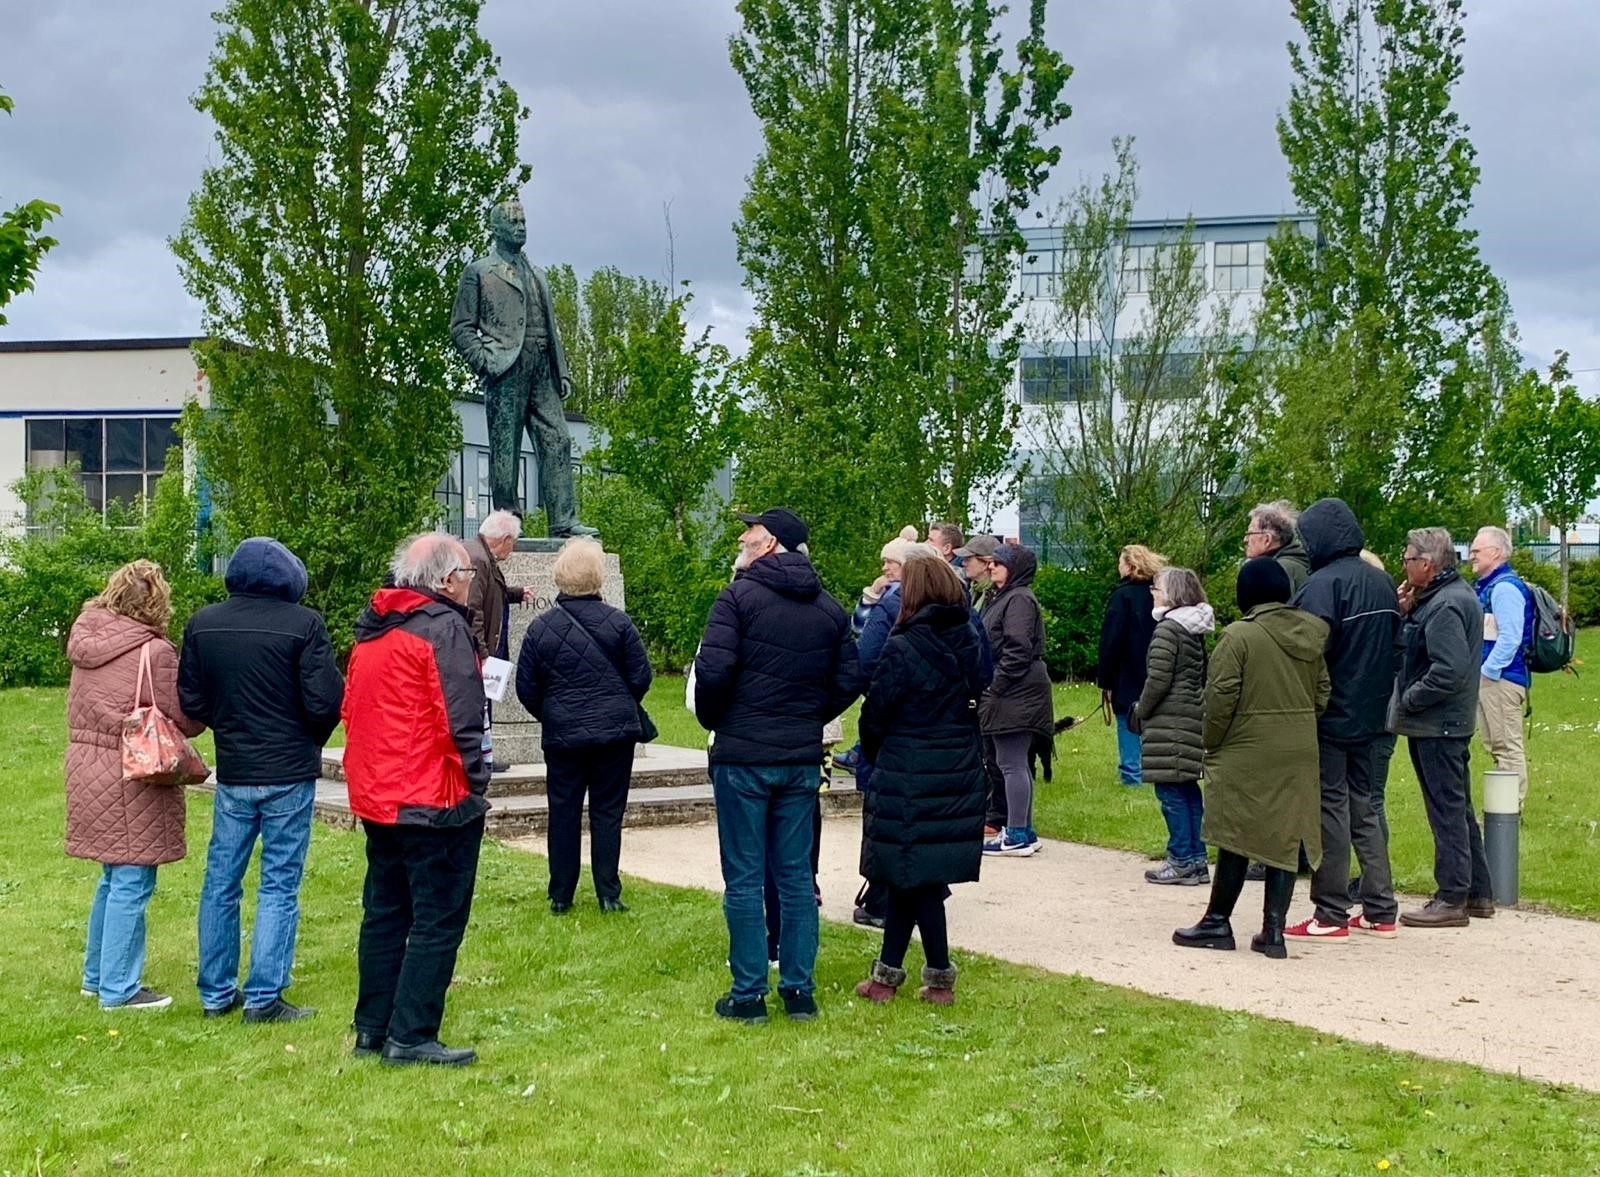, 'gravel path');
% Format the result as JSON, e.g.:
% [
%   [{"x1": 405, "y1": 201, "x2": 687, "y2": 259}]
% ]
[{"x1": 512, "y1": 815, "x2": 1600, "y2": 1091}]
